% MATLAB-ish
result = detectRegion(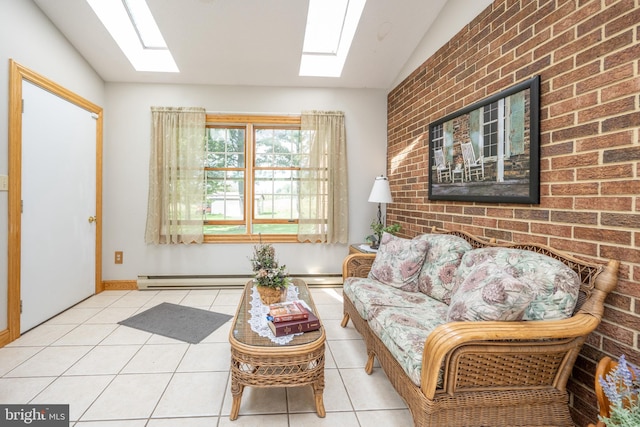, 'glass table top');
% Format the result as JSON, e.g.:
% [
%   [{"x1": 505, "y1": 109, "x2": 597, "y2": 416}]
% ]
[{"x1": 230, "y1": 278, "x2": 324, "y2": 347}]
